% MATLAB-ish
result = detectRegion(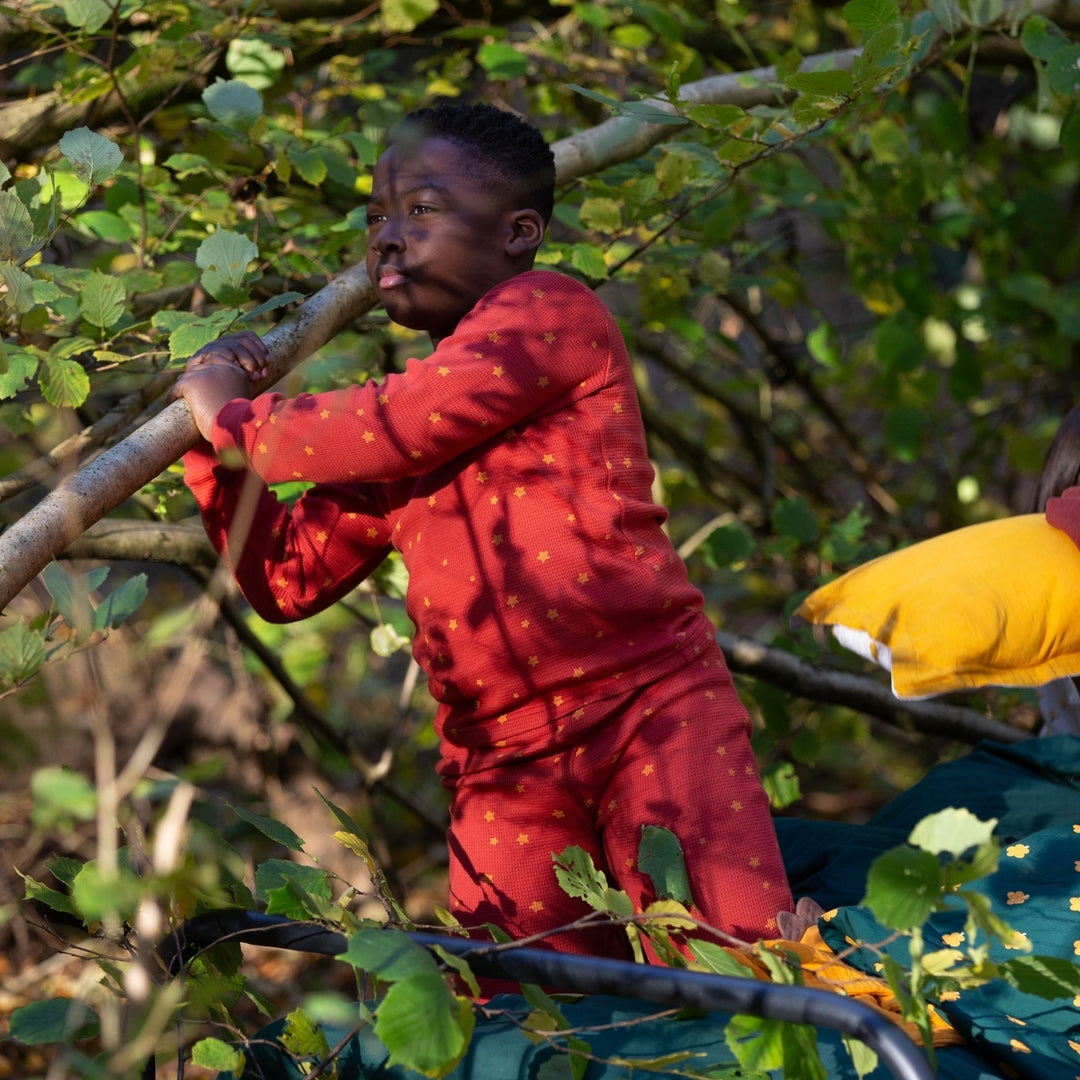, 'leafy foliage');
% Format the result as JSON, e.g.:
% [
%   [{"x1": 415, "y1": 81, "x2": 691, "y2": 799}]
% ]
[{"x1": 3, "y1": 0, "x2": 1080, "y2": 1076}]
